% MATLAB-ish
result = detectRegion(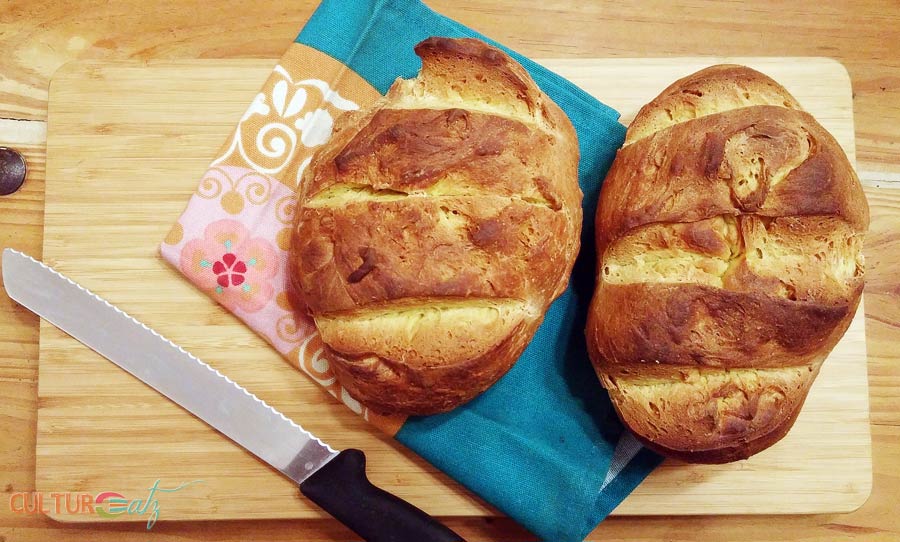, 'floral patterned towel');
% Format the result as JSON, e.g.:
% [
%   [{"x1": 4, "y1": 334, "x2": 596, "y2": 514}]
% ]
[
  {"x1": 161, "y1": 1, "x2": 662, "y2": 540},
  {"x1": 160, "y1": 43, "x2": 406, "y2": 431}
]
